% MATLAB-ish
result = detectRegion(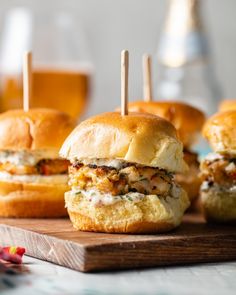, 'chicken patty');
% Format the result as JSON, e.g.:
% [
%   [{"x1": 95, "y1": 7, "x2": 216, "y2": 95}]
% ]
[
  {"x1": 201, "y1": 154, "x2": 236, "y2": 188},
  {"x1": 69, "y1": 161, "x2": 175, "y2": 196},
  {"x1": 0, "y1": 159, "x2": 69, "y2": 176}
]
